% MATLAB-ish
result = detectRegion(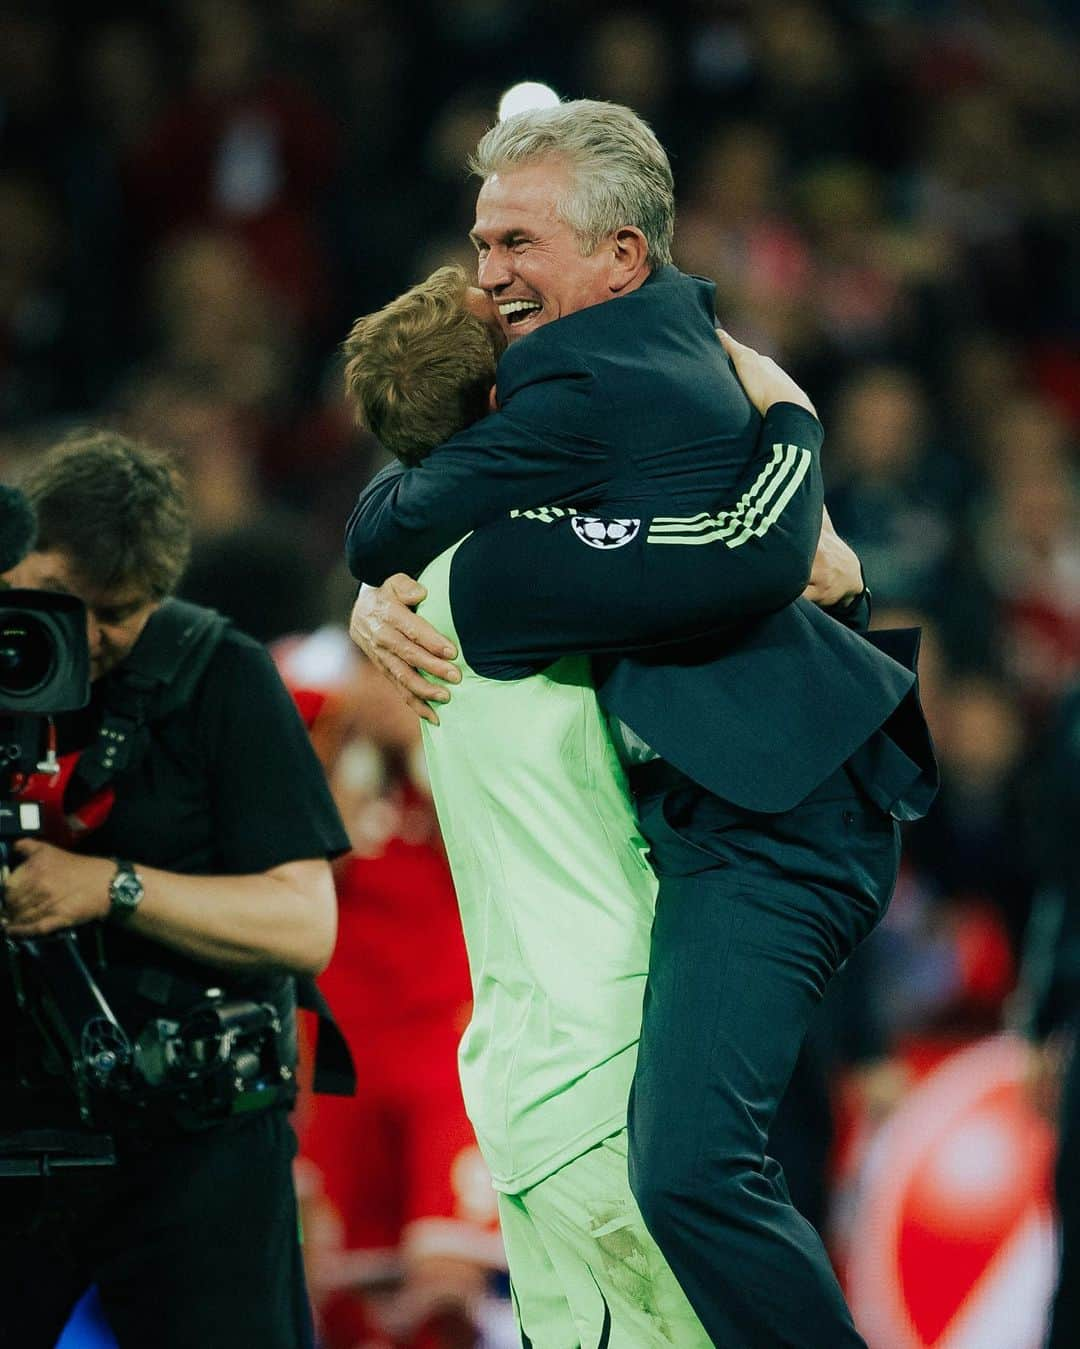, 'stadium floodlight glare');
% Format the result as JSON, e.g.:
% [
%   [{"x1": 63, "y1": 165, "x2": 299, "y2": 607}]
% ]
[{"x1": 498, "y1": 82, "x2": 560, "y2": 121}]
